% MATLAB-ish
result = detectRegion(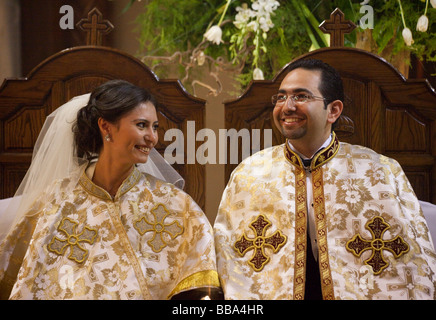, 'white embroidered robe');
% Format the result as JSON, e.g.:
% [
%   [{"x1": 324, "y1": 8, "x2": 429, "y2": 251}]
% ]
[
  {"x1": 214, "y1": 134, "x2": 436, "y2": 300},
  {"x1": 0, "y1": 167, "x2": 220, "y2": 299}
]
